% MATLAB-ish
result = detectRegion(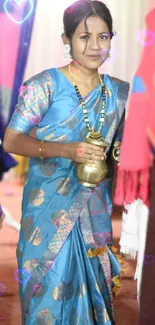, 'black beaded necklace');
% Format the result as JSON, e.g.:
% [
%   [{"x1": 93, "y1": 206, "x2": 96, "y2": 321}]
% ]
[{"x1": 68, "y1": 63, "x2": 106, "y2": 135}]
